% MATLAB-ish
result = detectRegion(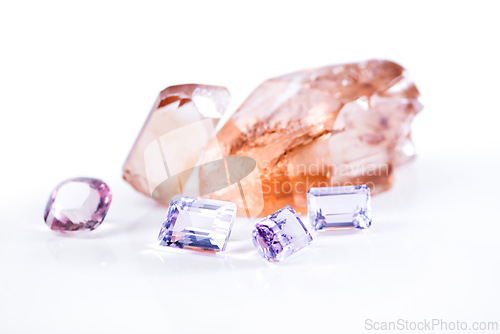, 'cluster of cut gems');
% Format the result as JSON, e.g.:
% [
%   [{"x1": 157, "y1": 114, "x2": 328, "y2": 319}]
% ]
[
  {"x1": 46, "y1": 61, "x2": 422, "y2": 258},
  {"x1": 252, "y1": 185, "x2": 372, "y2": 262},
  {"x1": 44, "y1": 180, "x2": 371, "y2": 261}
]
